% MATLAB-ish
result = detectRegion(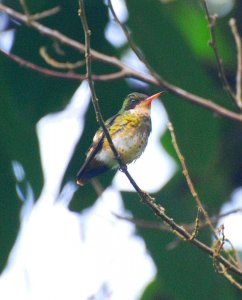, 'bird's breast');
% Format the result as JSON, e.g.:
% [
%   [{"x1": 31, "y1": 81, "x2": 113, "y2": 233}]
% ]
[{"x1": 96, "y1": 114, "x2": 151, "y2": 167}]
